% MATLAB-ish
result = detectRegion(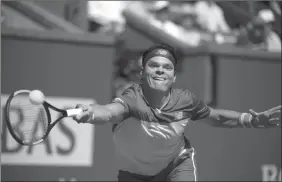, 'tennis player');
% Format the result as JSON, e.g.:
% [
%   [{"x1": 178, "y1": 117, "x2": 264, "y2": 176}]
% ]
[{"x1": 74, "y1": 44, "x2": 281, "y2": 181}]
